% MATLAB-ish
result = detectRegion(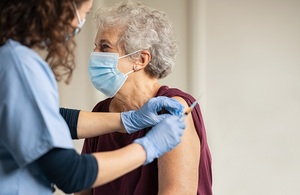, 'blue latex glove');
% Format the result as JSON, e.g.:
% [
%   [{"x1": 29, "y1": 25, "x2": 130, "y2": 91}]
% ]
[
  {"x1": 121, "y1": 96, "x2": 184, "y2": 134},
  {"x1": 133, "y1": 115, "x2": 186, "y2": 164}
]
